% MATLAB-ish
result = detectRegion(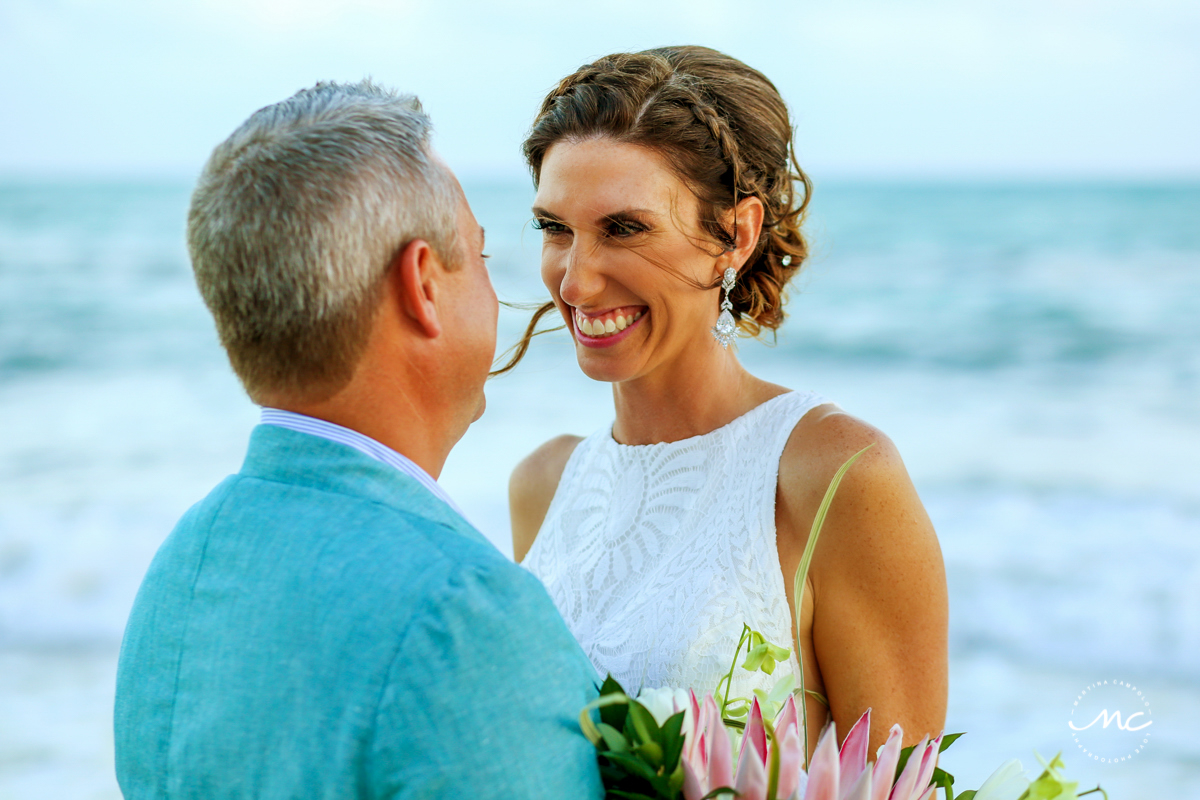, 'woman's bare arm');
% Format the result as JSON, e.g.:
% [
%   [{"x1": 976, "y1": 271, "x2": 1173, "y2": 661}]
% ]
[
  {"x1": 778, "y1": 409, "x2": 949, "y2": 758},
  {"x1": 509, "y1": 434, "x2": 583, "y2": 562}
]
